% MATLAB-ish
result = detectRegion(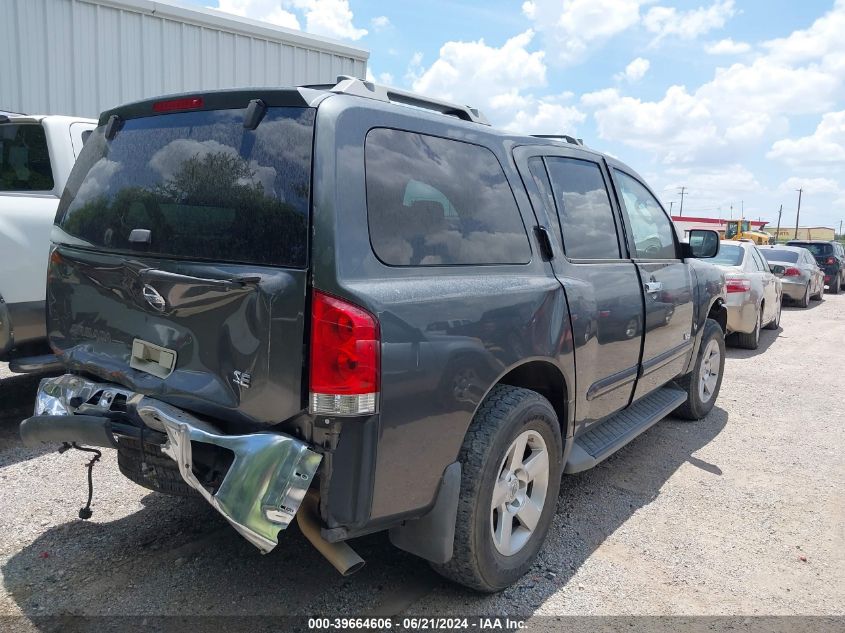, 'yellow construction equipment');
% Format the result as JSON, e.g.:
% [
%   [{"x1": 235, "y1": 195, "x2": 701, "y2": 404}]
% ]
[{"x1": 724, "y1": 220, "x2": 770, "y2": 244}]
